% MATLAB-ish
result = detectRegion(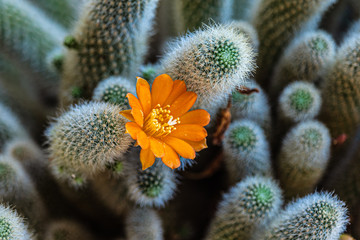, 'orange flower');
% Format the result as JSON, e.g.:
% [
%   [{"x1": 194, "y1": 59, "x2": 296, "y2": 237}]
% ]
[{"x1": 120, "y1": 74, "x2": 210, "y2": 170}]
